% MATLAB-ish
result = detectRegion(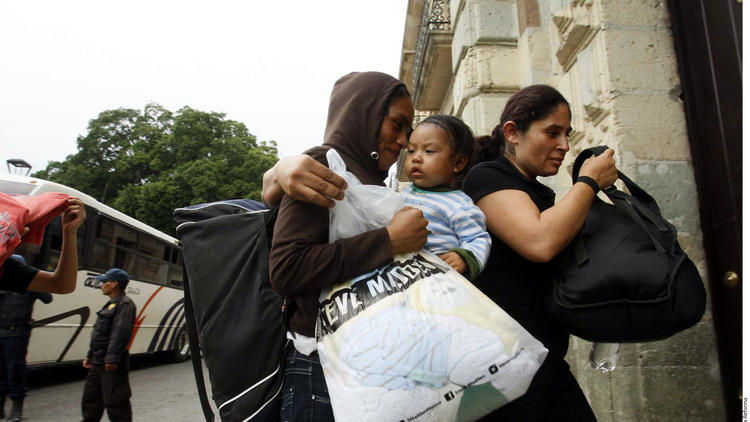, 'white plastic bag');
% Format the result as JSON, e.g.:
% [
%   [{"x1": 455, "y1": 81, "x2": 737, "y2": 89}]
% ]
[
  {"x1": 326, "y1": 149, "x2": 405, "y2": 243},
  {"x1": 317, "y1": 149, "x2": 548, "y2": 422}
]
